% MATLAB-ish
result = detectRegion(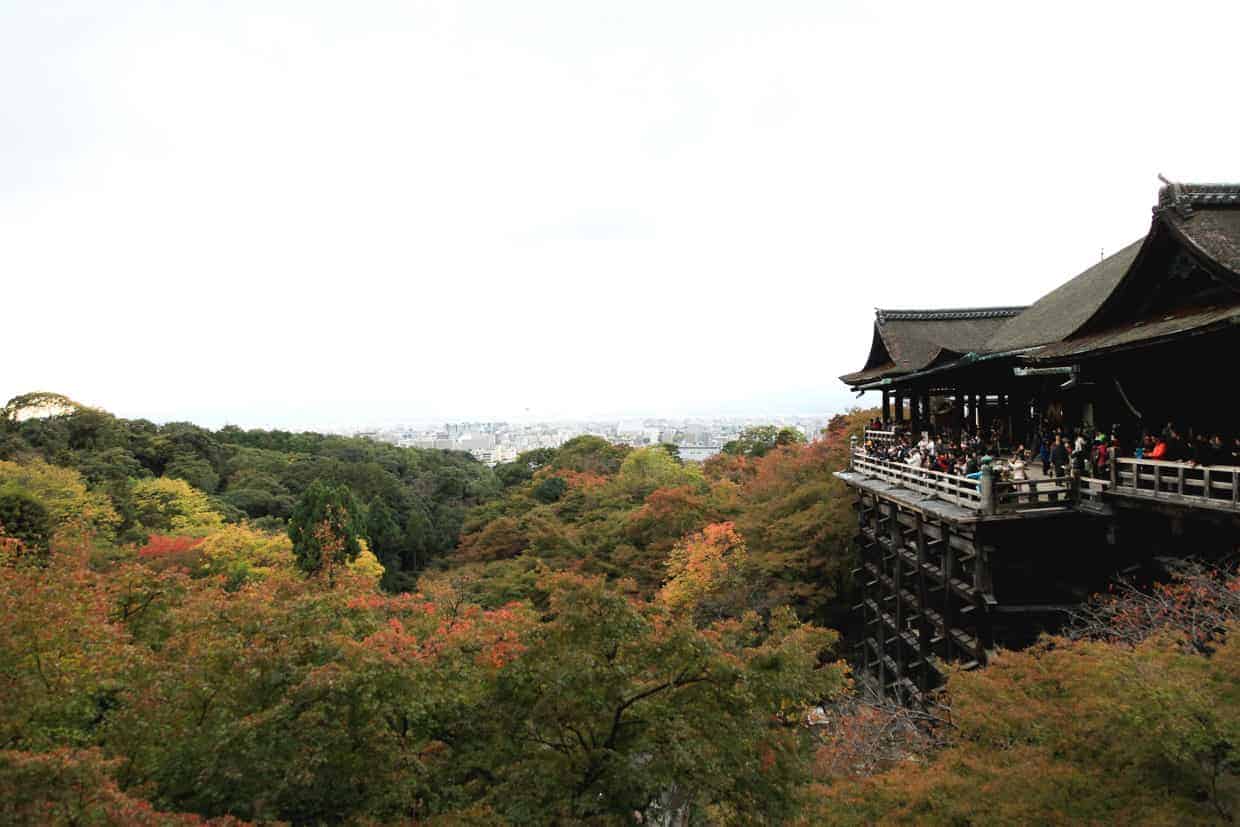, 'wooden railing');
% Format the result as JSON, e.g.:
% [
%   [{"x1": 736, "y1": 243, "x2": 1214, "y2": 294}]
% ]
[
  {"x1": 848, "y1": 439, "x2": 1074, "y2": 515},
  {"x1": 1112, "y1": 457, "x2": 1240, "y2": 509},
  {"x1": 1077, "y1": 476, "x2": 1112, "y2": 509},
  {"x1": 991, "y1": 475, "x2": 1076, "y2": 512},
  {"x1": 850, "y1": 452, "x2": 984, "y2": 510},
  {"x1": 847, "y1": 443, "x2": 1240, "y2": 515}
]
